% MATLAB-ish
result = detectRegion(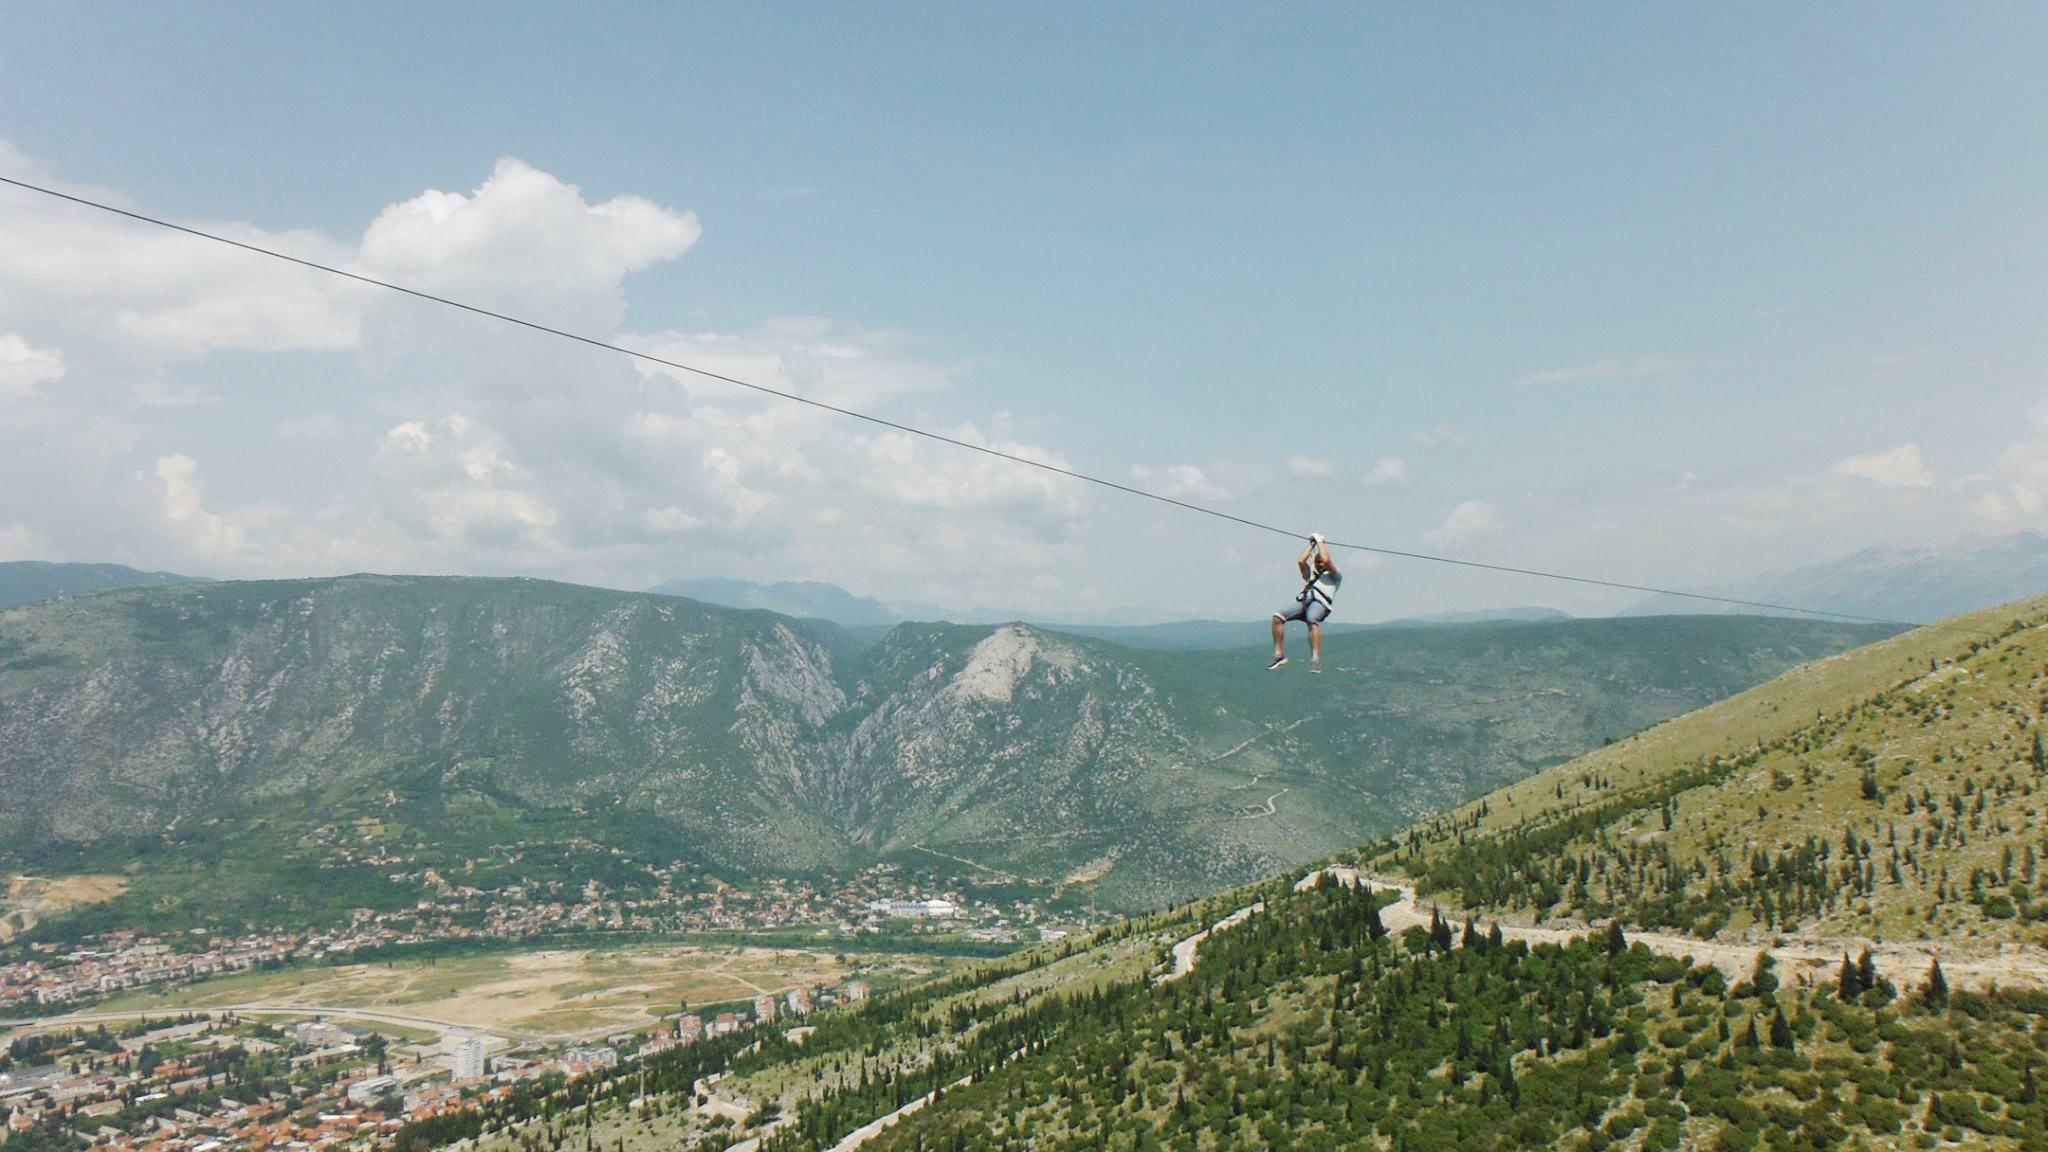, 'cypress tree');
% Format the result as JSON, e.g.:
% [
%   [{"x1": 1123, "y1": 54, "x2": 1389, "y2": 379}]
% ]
[
  {"x1": 1429, "y1": 907, "x2": 1453, "y2": 954},
  {"x1": 1769, "y1": 1009, "x2": 1794, "y2": 1050},
  {"x1": 1922, "y1": 958, "x2": 1949, "y2": 1008}
]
